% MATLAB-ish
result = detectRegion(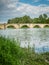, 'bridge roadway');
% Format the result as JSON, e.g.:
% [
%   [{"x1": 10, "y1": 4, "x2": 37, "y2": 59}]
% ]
[{"x1": 0, "y1": 23, "x2": 49, "y2": 29}]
